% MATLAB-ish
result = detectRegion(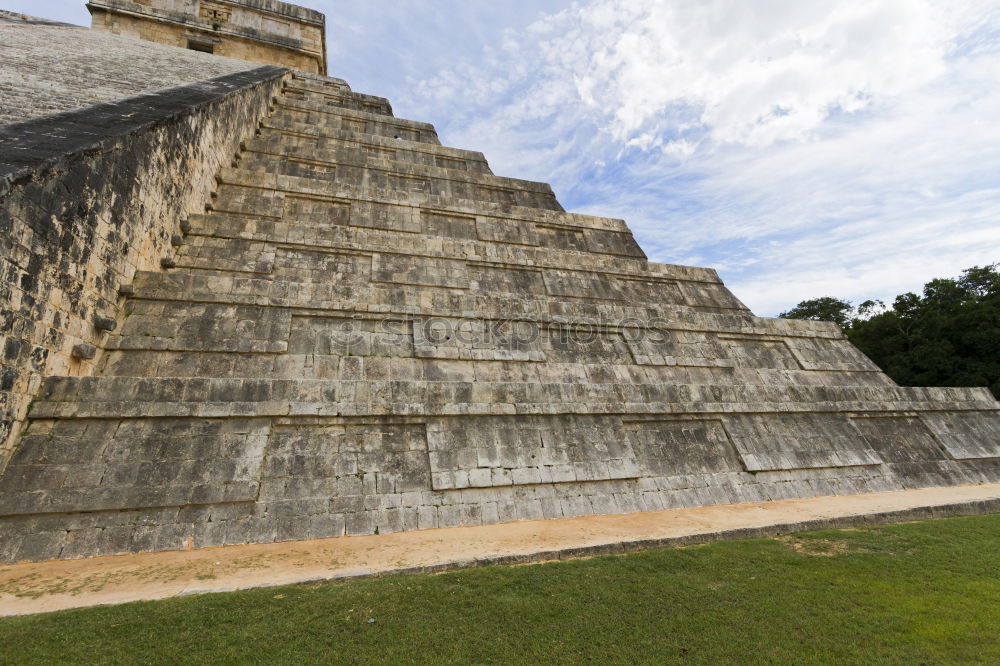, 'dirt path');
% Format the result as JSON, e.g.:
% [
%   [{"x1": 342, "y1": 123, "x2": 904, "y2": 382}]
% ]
[{"x1": 3, "y1": 483, "x2": 999, "y2": 616}]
